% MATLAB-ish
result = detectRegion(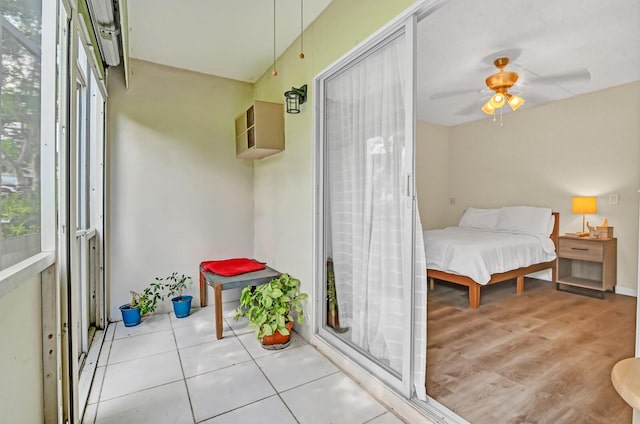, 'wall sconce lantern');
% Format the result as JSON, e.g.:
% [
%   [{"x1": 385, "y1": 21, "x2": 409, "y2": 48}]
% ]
[{"x1": 284, "y1": 84, "x2": 307, "y2": 114}]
